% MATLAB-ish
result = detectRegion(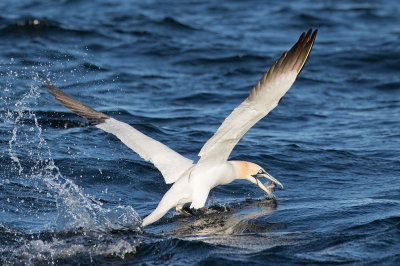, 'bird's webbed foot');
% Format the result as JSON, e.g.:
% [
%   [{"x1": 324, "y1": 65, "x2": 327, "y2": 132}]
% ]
[
  {"x1": 178, "y1": 206, "x2": 194, "y2": 216},
  {"x1": 176, "y1": 205, "x2": 196, "y2": 216},
  {"x1": 177, "y1": 206, "x2": 208, "y2": 216}
]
